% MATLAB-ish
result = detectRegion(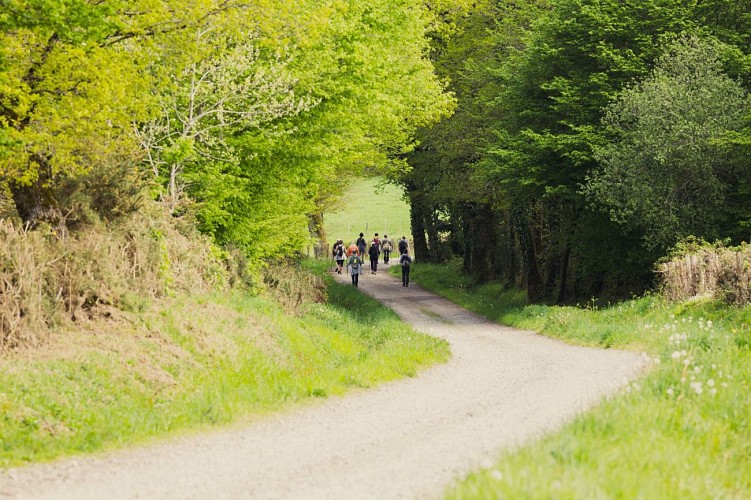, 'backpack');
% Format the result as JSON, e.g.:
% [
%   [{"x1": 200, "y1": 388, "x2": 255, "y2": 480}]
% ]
[
  {"x1": 350, "y1": 255, "x2": 362, "y2": 270},
  {"x1": 398, "y1": 239, "x2": 408, "y2": 253},
  {"x1": 401, "y1": 255, "x2": 412, "y2": 267}
]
